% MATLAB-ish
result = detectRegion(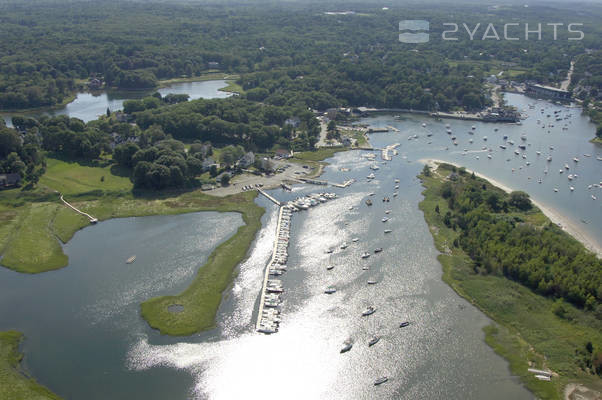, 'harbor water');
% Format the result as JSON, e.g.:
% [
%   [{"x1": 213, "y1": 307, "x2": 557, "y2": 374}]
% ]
[{"x1": 0, "y1": 93, "x2": 600, "y2": 398}]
